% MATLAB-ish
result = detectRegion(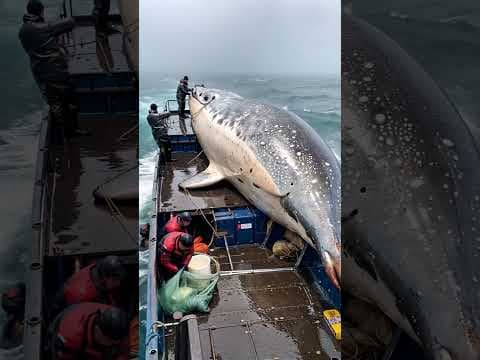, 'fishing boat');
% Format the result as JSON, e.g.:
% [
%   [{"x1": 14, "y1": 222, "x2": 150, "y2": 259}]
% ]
[
  {"x1": 144, "y1": 100, "x2": 344, "y2": 360},
  {"x1": 24, "y1": 1, "x2": 139, "y2": 358}
]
